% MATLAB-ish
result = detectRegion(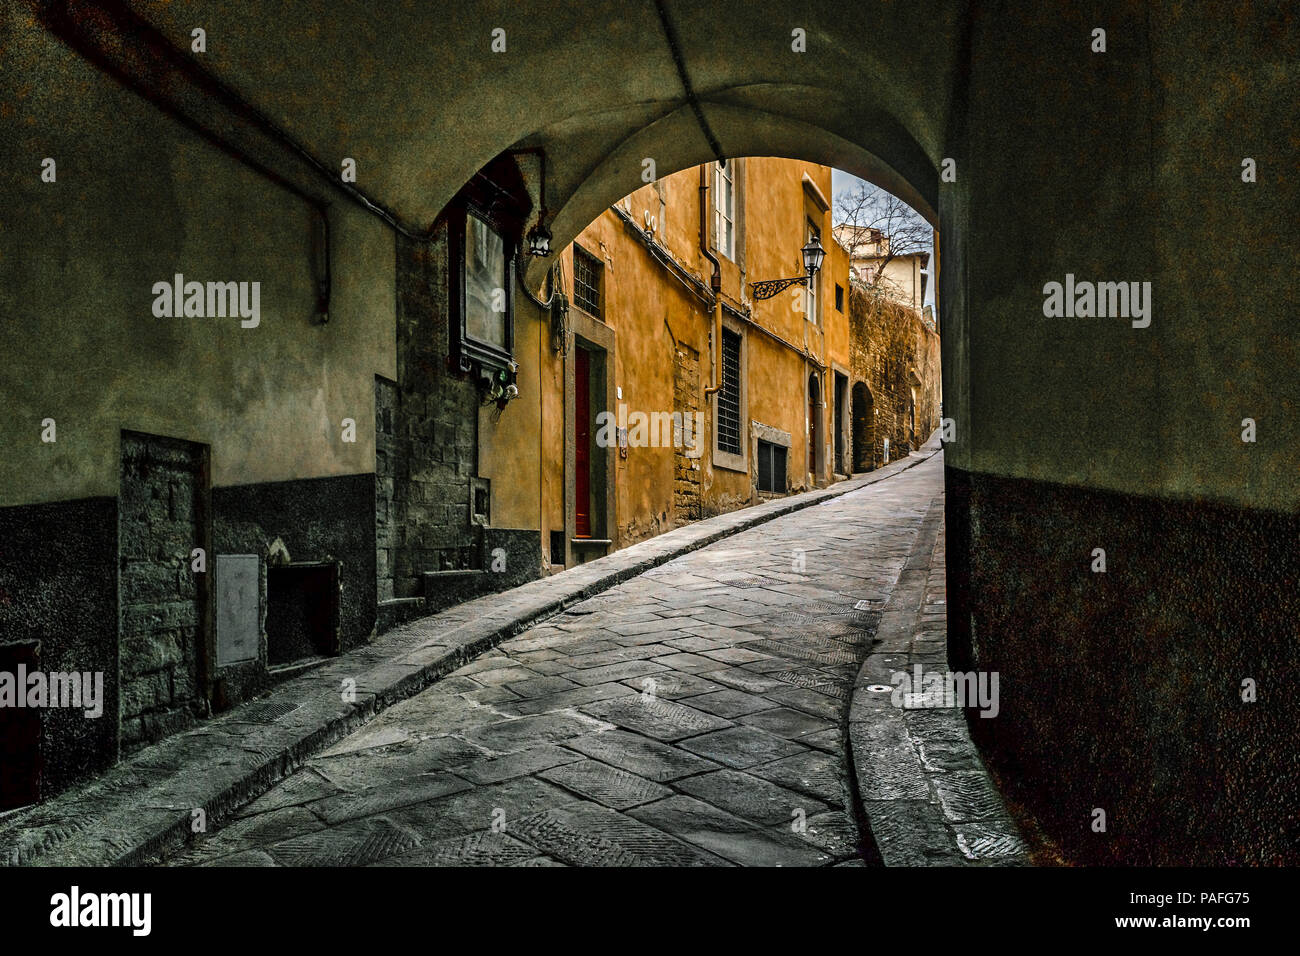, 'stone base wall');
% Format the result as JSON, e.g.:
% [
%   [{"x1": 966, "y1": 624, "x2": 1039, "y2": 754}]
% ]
[
  {"x1": 946, "y1": 465, "x2": 1300, "y2": 865},
  {"x1": 0, "y1": 497, "x2": 119, "y2": 802}
]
